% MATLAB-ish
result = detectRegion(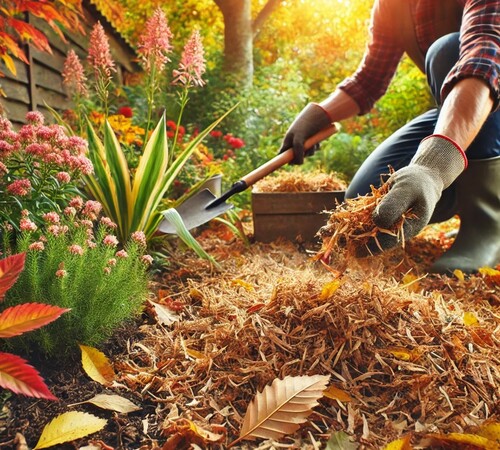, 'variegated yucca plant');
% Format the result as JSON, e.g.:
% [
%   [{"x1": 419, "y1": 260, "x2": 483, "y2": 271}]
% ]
[
  {"x1": 83, "y1": 107, "x2": 235, "y2": 244},
  {"x1": 0, "y1": 253, "x2": 68, "y2": 400}
]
